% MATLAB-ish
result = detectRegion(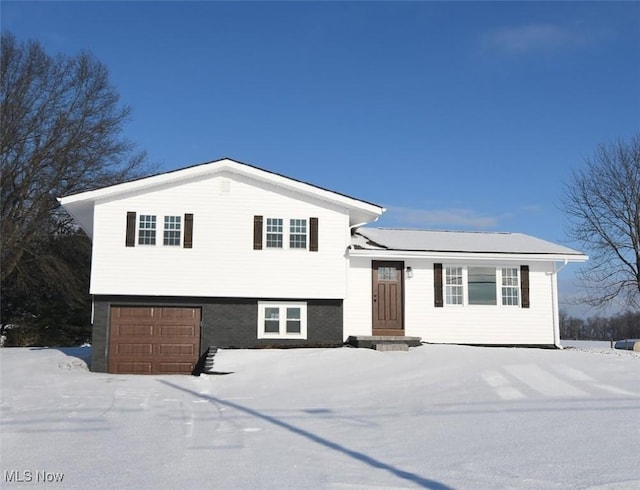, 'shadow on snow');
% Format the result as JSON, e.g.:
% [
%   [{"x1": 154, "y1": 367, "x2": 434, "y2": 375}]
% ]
[{"x1": 159, "y1": 379, "x2": 453, "y2": 490}]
